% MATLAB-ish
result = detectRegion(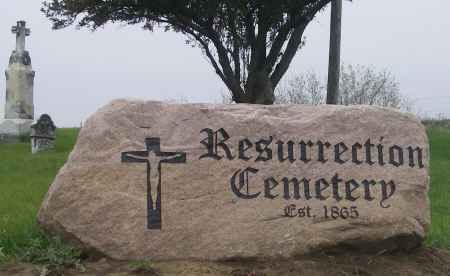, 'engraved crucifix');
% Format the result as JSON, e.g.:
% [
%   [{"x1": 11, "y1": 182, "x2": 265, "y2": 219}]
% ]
[
  {"x1": 11, "y1": 21, "x2": 30, "y2": 53},
  {"x1": 121, "y1": 138, "x2": 186, "y2": 230}
]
